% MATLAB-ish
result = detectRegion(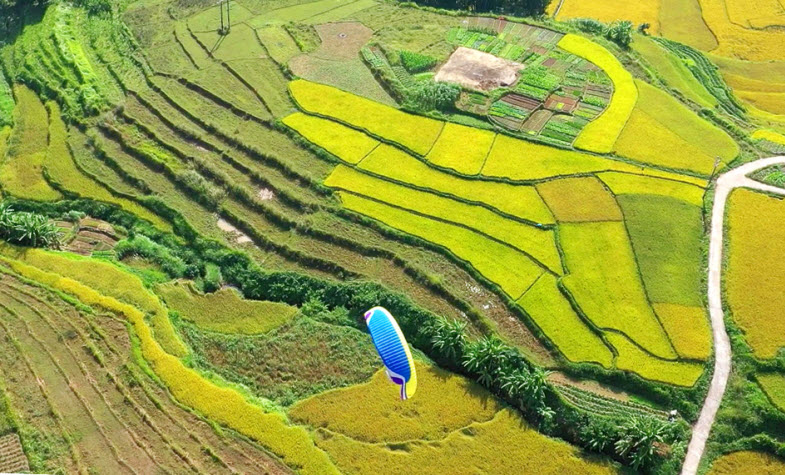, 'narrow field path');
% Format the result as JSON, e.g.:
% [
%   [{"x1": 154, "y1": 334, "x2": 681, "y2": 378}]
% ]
[{"x1": 682, "y1": 156, "x2": 785, "y2": 475}]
